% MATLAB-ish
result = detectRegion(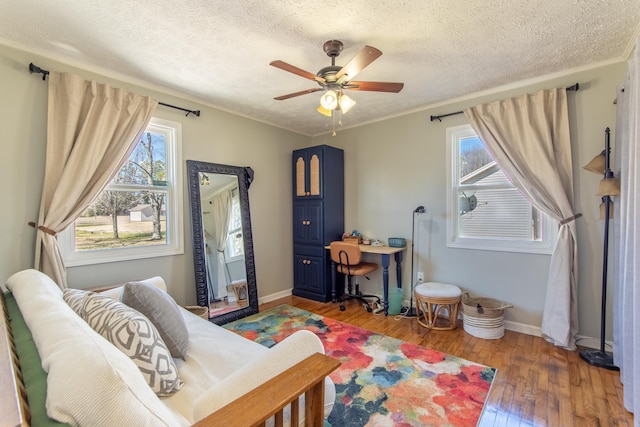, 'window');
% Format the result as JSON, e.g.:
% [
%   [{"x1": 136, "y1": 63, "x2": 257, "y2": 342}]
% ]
[
  {"x1": 60, "y1": 118, "x2": 184, "y2": 266},
  {"x1": 446, "y1": 124, "x2": 556, "y2": 254},
  {"x1": 225, "y1": 190, "x2": 244, "y2": 260}
]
